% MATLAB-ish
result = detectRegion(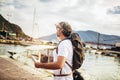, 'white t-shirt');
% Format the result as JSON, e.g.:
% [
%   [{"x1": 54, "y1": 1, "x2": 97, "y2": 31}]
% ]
[{"x1": 53, "y1": 39, "x2": 73, "y2": 80}]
